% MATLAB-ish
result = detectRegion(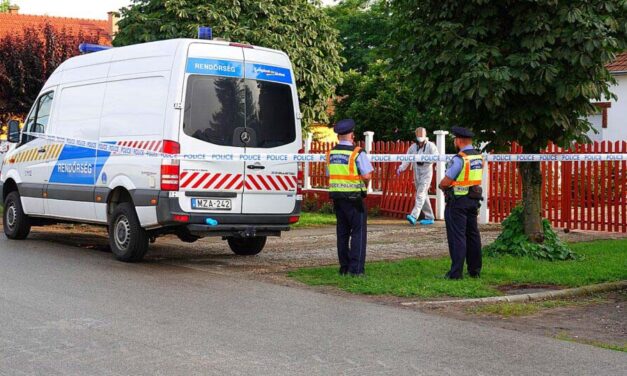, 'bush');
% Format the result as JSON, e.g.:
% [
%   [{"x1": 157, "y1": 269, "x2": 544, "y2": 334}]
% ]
[
  {"x1": 484, "y1": 206, "x2": 578, "y2": 261},
  {"x1": 318, "y1": 202, "x2": 335, "y2": 214},
  {"x1": 368, "y1": 206, "x2": 381, "y2": 217},
  {"x1": 301, "y1": 194, "x2": 320, "y2": 212}
]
